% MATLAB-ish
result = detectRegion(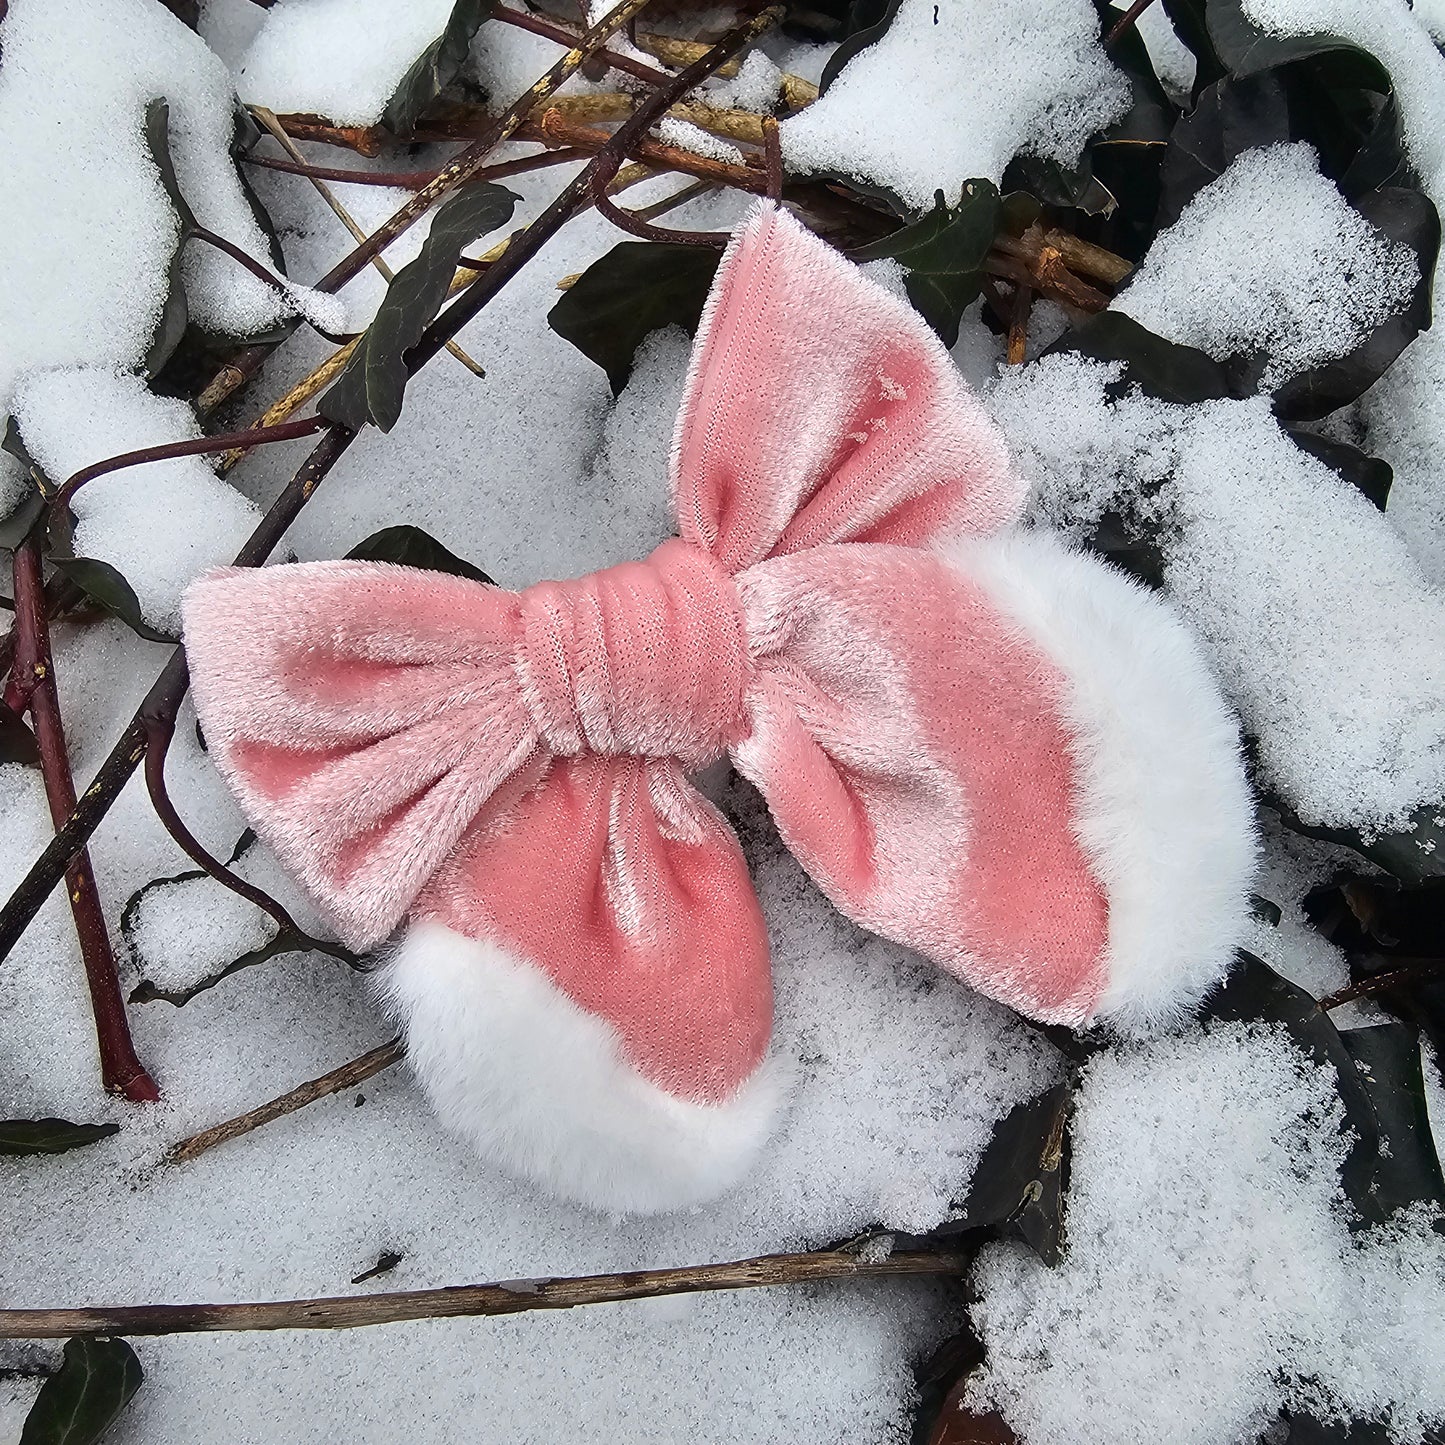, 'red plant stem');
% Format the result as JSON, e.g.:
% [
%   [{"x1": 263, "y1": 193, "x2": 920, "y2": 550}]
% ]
[
  {"x1": 762, "y1": 115, "x2": 782, "y2": 202},
  {"x1": 589, "y1": 152, "x2": 730, "y2": 246},
  {"x1": 242, "y1": 147, "x2": 589, "y2": 190},
  {"x1": 492, "y1": 6, "x2": 673, "y2": 87},
  {"x1": 1319, "y1": 958, "x2": 1445, "y2": 1011},
  {"x1": 11, "y1": 538, "x2": 158, "y2": 1101},
  {"x1": 198, "y1": 0, "x2": 657, "y2": 417},
  {"x1": 52, "y1": 416, "x2": 325, "y2": 515}
]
